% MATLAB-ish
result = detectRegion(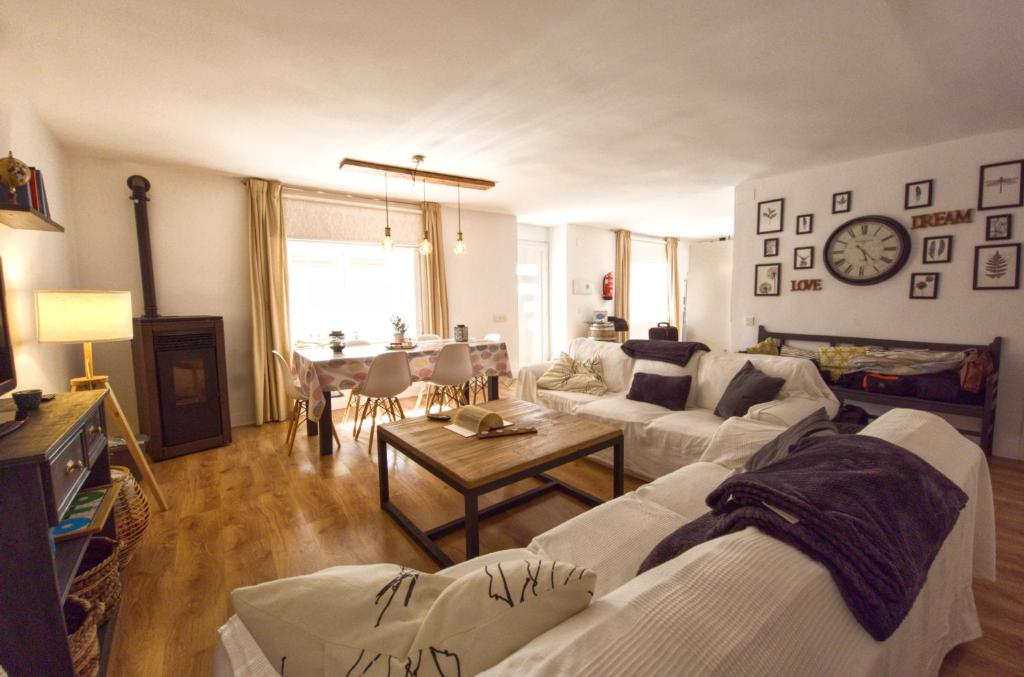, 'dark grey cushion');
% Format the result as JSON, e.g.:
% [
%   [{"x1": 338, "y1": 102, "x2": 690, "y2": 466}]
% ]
[
  {"x1": 745, "y1": 408, "x2": 838, "y2": 470},
  {"x1": 626, "y1": 373, "x2": 692, "y2": 411},
  {"x1": 713, "y1": 360, "x2": 786, "y2": 418}
]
